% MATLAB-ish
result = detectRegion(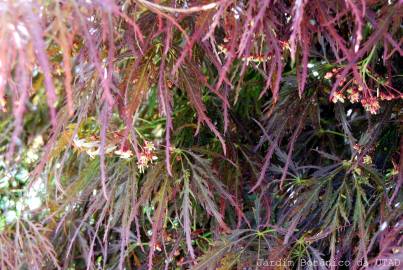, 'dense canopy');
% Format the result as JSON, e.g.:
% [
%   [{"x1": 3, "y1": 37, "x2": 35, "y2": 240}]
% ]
[{"x1": 0, "y1": 0, "x2": 402, "y2": 269}]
